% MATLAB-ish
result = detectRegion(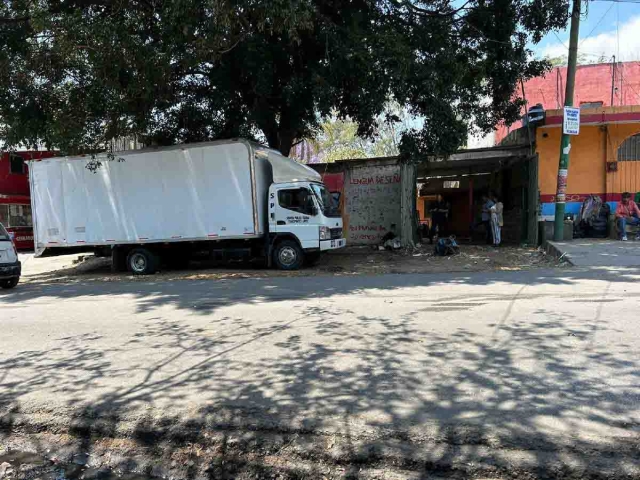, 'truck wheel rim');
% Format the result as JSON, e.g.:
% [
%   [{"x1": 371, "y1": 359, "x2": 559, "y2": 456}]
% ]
[
  {"x1": 130, "y1": 253, "x2": 147, "y2": 272},
  {"x1": 279, "y1": 247, "x2": 297, "y2": 266}
]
